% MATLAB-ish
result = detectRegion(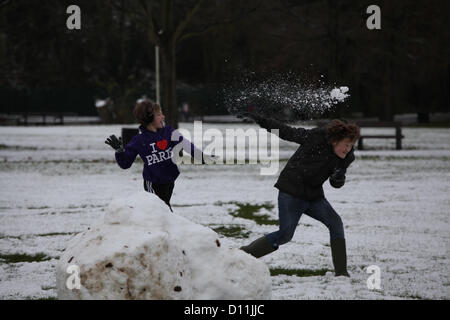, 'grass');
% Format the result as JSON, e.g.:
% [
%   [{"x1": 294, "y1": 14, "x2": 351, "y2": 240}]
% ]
[
  {"x1": 0, "y1": 144, "x2": 38, "y2": 151},
  {"x1": 172, "y1": 203, "x2": 208, "y2": 208},
  {"x1": 404, "y1": 294, "x2": 428, "y2": 300},
  {"x1": 216, "y1": 201, "x2": 278, "y2": 225},
  {"x1": 24, "y1": 296, "x2": 57, "y2": 300},
  {"x1": 36, "y1": 232, "x2": 76, "y2": 237},
  {"x1": 229, "y1": 202, "x2": 278, "y2": 225},
  {"x1": 0, "y1": 253, "x2": 52, "y2": 263},
  {"x1": 212, "y1": 225, "x2": 250, "y2": 238},
  {"x1": 270, "y1": 268, "x2": 331, "y2": 277},
  {"x1": 0, "y1": 234, "x2": 22, "y2": 240}
]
